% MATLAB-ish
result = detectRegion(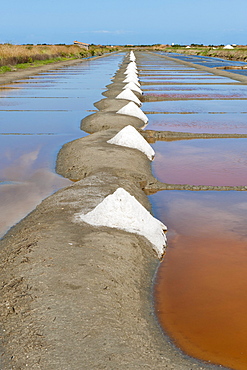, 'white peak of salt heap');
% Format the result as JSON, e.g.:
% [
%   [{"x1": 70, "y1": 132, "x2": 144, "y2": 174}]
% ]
[
  {"x1": 123, "y1": 82, "x2": 142, "y2": 94},
  {"x1": 79, "y1": 187, "x2": 167, "y2": 258},
  {"x1": 123, "y1": 76, "x2": 140, "y2": 86},
  {"x1": 125, "y1": 63, "x2": 137, "y2": 72},
  {"x1": 124, "y1": 72, "x2": 139, "y2": 80},
  {"x1": 107, "y1": 124, "x2": 154, "y2": 159},
  {"x1": 130, "y1": 55, "x2": 136, "y2": 62},
  {"x1": 126, "y1": 63, "x2": 137, "y2": 69},
  {"x1": 117, "y1": 102, "x2": 148, "y2": 124},
  {"x1": 127, "y1": 61, "x2": 136, "y2": 67},
  {"x1": 124, "y1": 68, "x2": 137, "y2": 75},
  {"x1": 116, "y1": 88, "x2": 142, "y2": 106}
]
